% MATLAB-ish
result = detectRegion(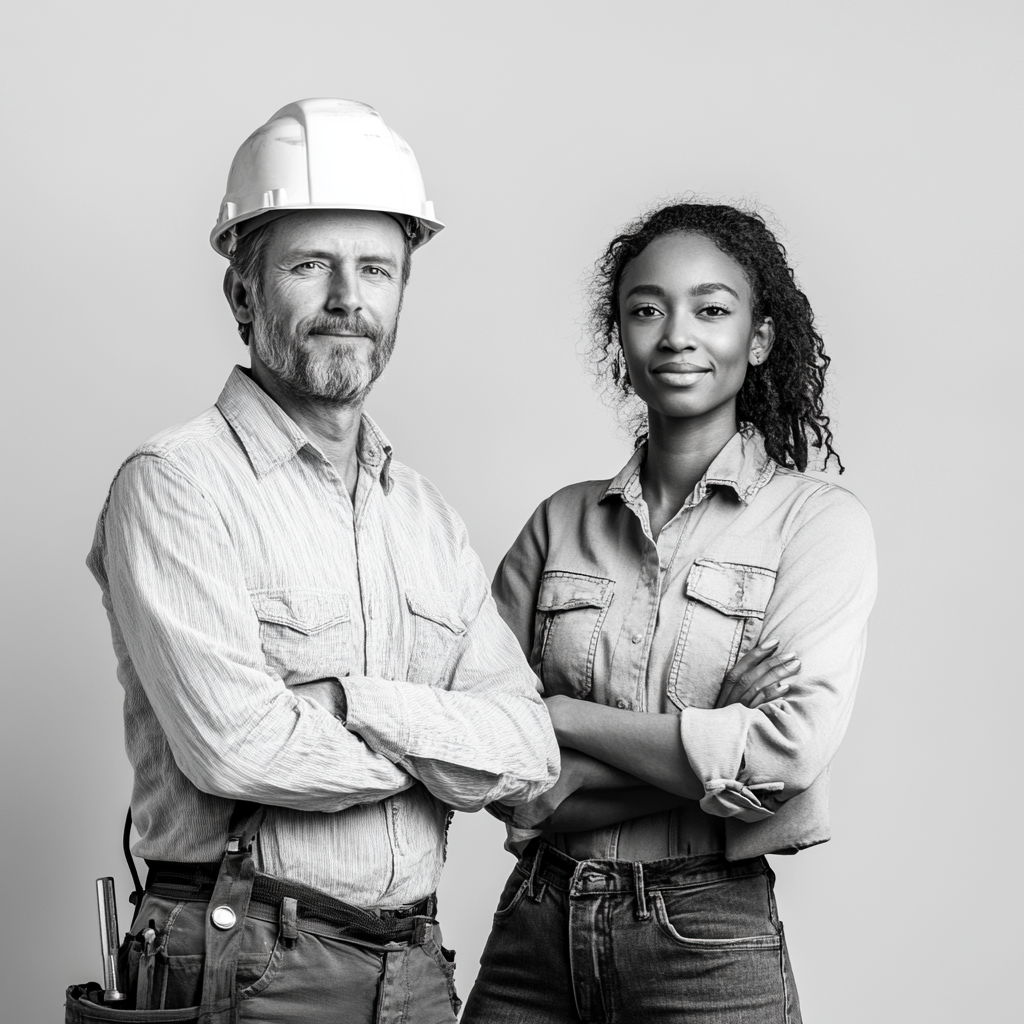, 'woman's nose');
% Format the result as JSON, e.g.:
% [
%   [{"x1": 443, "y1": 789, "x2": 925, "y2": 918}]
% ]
[{"x1": 660, "y1": 314, "x2": 696, "y2": 351}]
